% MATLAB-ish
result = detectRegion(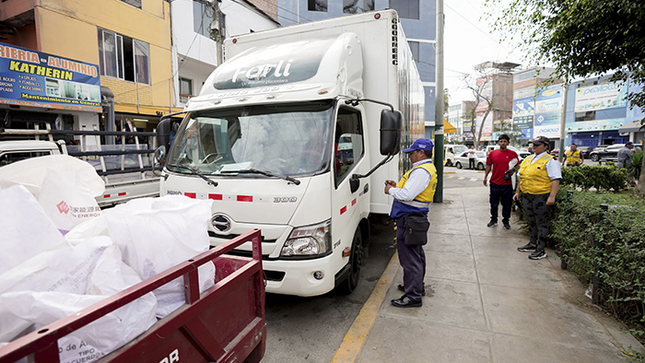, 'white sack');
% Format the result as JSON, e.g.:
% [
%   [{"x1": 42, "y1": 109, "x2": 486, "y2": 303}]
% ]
[
  {"x1": 103, "y1": 195, "x2": 215, "y2": 317},
  {"x1": 0, "y1": 237, "x2": 112, "y2": 343},
  {"x1": 64, "y1": 215, "x2": 110, "y2": 245},
  {"x1": 0, "y1": 290, "x2": 156, "y2": 363},
  {"x1": 0, "y1": 154, "x2": 104, "y2": 199},
  {"x1": 38, "y1": 168, "x2": 102, "y2": 233},
  {"x1": 0, "y1": 185, "x2": 63, "y2": 276}
]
